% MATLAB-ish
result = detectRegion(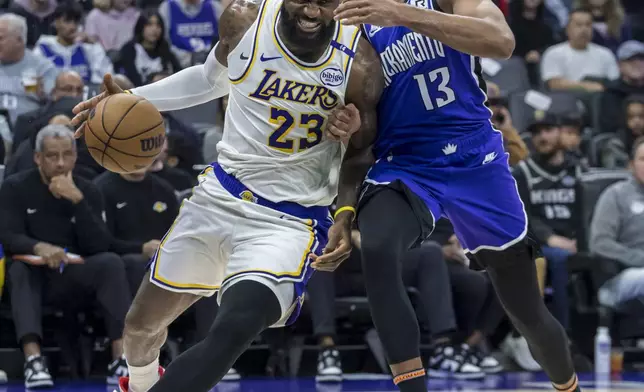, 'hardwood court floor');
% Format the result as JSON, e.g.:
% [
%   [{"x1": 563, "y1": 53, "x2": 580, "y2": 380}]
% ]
[{"x1": 0, "y1": 372, "x2": 642, "y2": 391}]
